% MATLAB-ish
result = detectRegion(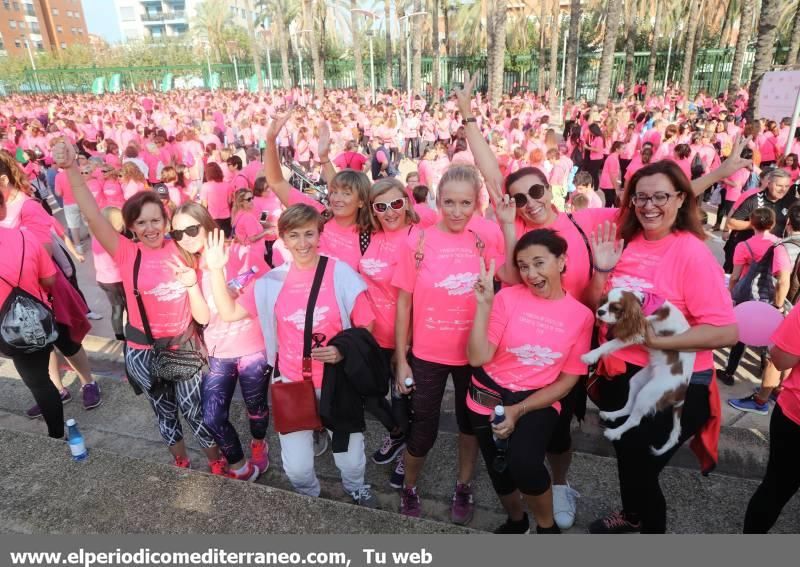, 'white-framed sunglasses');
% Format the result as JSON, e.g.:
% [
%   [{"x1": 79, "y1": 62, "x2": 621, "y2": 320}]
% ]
[{"x1": 372, "y1": 197, "x2": 406, "y2": 213}]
